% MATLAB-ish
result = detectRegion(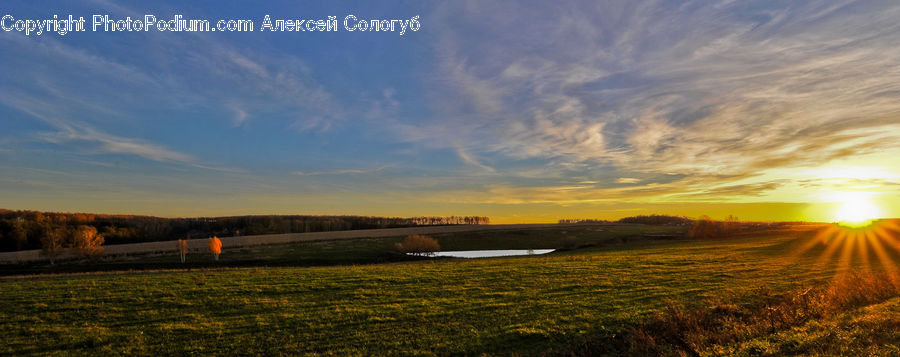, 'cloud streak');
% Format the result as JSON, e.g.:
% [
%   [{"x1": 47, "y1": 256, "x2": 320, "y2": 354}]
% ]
[
  {"x1": 0, "y1": 91, "x2": 194, "y2": 164},
  {"x1": 395, "y1": 0, "x2": 900, "y2": 204}
]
